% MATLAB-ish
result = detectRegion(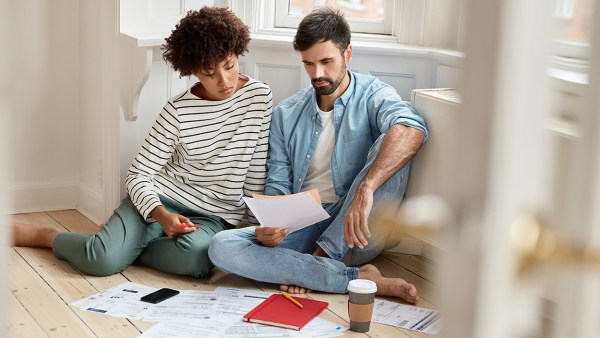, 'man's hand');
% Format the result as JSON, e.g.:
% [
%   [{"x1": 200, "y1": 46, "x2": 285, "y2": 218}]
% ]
[
  {"x1": 150, "y1": 206, "x2": 197, "y2": 237},
  {"x1": 344, "y1": 125, "x2": 425, "y2": 250},
  {"x1": 343, "y1": 188, "x2": 374, "y2": 249},
  {"x1": 256, "y1": 226, "x2": 289, "y2": 247}
]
